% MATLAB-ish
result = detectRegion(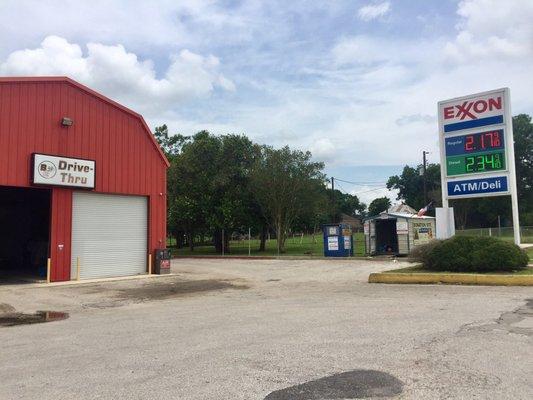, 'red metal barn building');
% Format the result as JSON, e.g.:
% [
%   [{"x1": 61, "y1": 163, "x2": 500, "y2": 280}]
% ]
[{"x1": 0, "y1": 77, "x2": 169, "y2": 282}]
